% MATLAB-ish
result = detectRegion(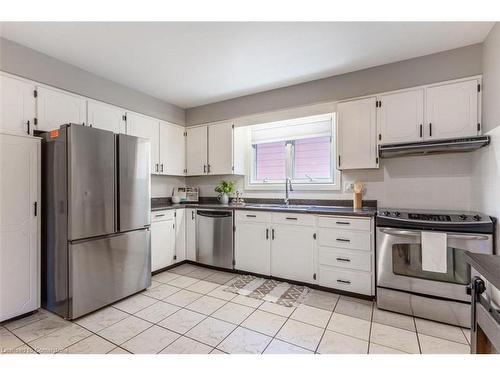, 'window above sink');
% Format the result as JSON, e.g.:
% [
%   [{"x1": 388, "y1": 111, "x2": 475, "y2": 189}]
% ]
[{"x1": 245, "y1": 113, "x2": 341, "y2": 191}]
